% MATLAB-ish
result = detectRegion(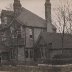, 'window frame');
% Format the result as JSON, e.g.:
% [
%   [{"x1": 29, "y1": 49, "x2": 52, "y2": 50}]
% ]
[
  {"x1": 4, "y1": 16, "x2": 7, "y2": 24},
  {"x1": 29, "y1": 28, "x2": 33, "y2": 39}
]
